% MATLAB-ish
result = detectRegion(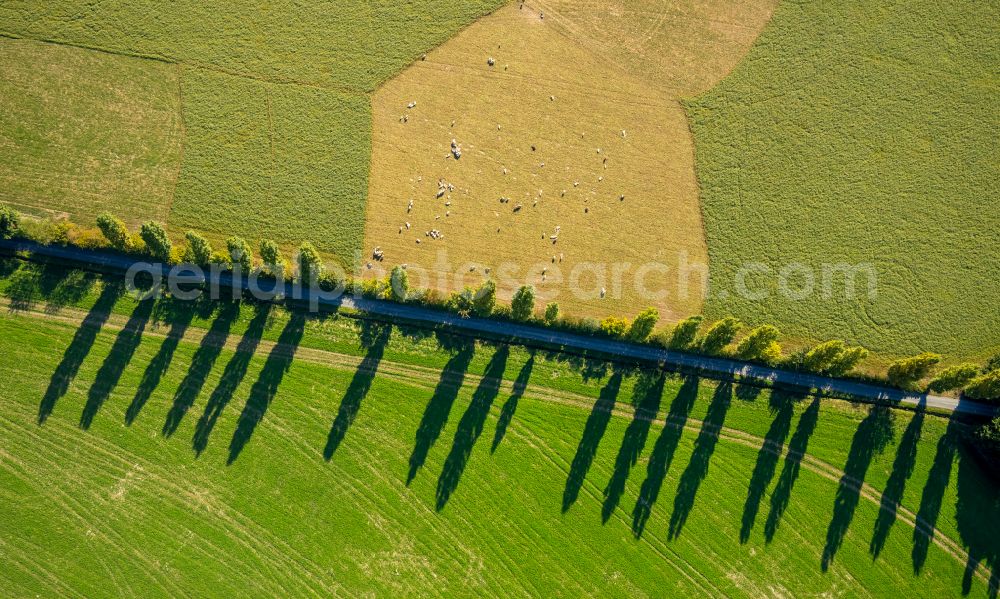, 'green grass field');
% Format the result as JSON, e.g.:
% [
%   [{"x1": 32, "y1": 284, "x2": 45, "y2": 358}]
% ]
[
  {"x1": 1, "y1": 259, "x2": 998, "y2": 596},
  {"x1": 687, "y1": 0, "x2": 1000, "y2": 360},
  {"x1": 0, "y1": 37, "x2": 183, "y2": 225},
  {"x1": 0, "y1": 1, "x2": 504, "y2": 262}
]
